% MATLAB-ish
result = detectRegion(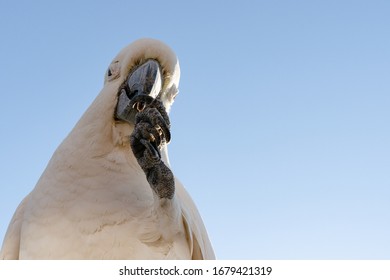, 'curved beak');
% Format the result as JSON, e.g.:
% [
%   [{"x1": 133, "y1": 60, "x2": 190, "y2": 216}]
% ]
[{"x1": 116, "y1": 59, "x2": 162, "y2": 123}]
